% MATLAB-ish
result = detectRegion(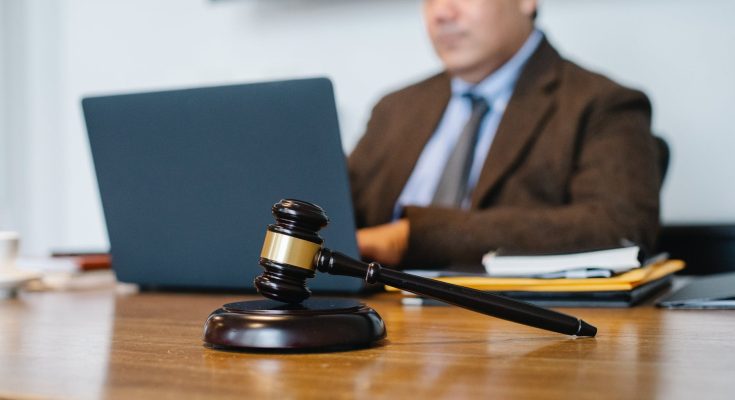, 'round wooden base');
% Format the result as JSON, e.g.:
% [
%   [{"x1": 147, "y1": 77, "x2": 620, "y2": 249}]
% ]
[{"x1": 203, "y1": 298, "x2": 386, "y2": 352}]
